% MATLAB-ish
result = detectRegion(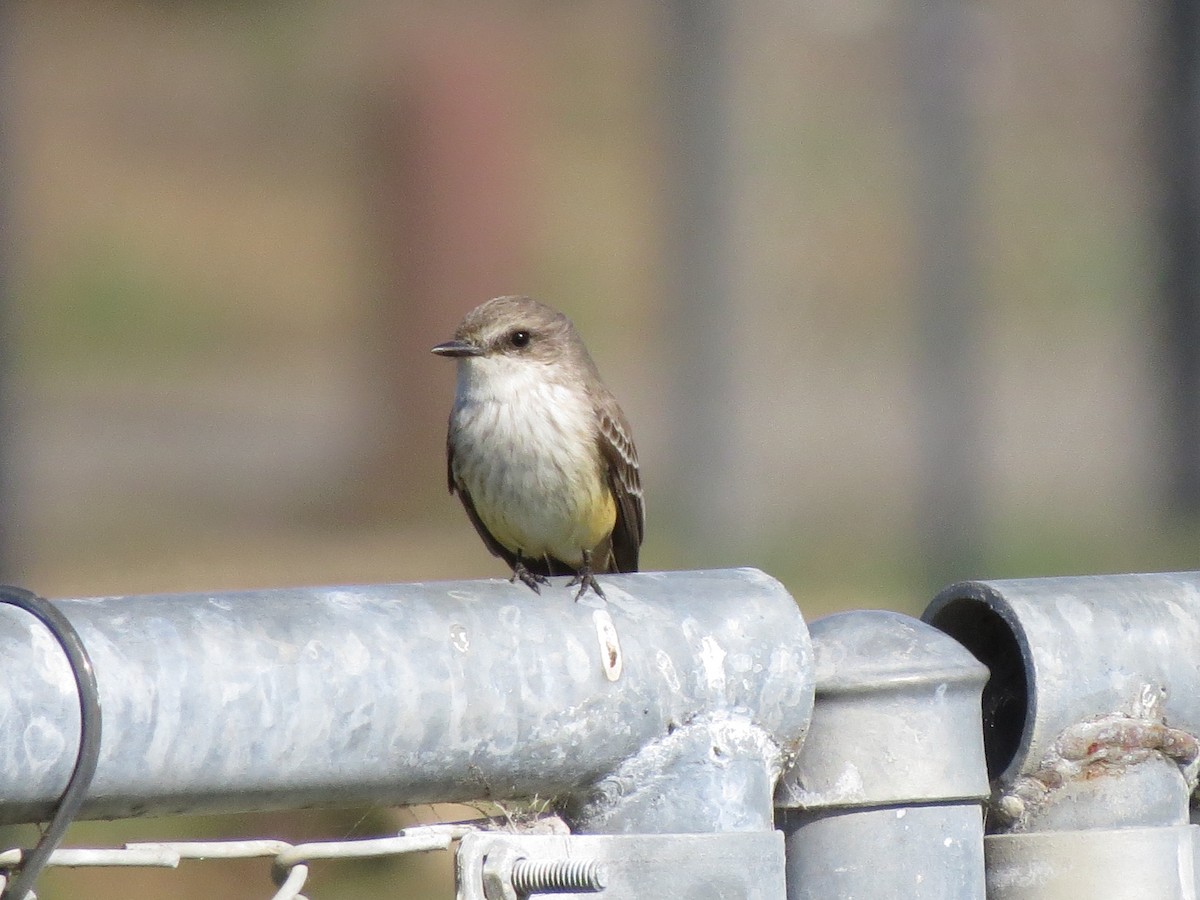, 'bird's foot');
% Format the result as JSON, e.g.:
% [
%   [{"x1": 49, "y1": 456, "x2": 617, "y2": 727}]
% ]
[
  {"x1": 567, "y1": 551, "x2": 606, "y2": 602},
  {"x1": 510, "y1": 558, "x2": 549, "y2": 594}
]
